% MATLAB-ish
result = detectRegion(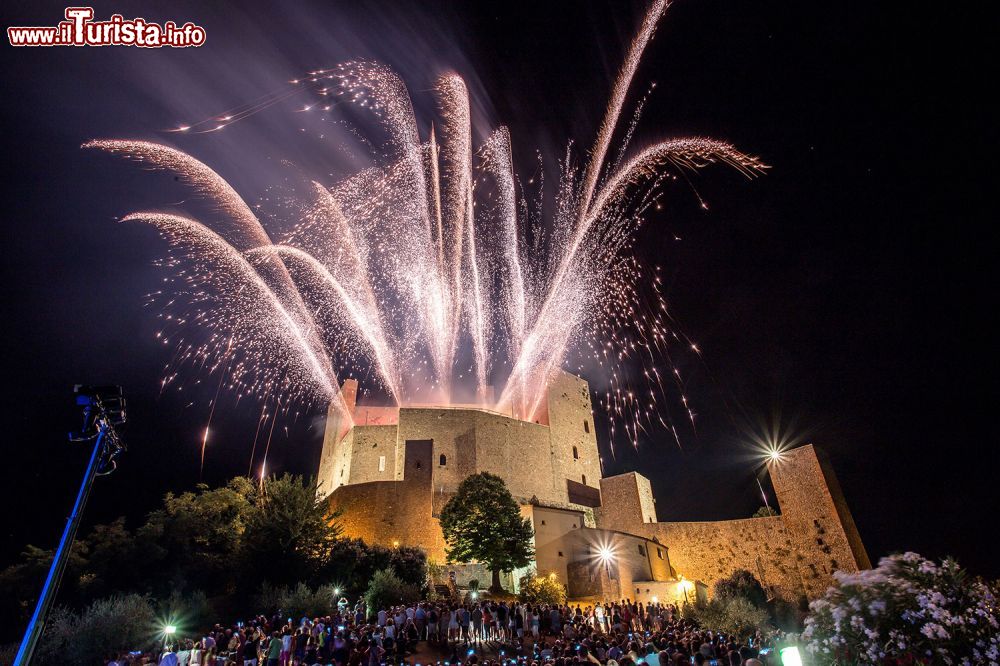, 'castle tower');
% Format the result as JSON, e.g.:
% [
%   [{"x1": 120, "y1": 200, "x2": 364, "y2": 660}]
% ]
[
  {"x1": 769, "y1": 444, "x2": 872, "y2": 597},
  {"x1": 545, "y1": 370, "x2": 603, "y2": 505},
  {"x1": 317, "y1": 379, "x2": 358, "y2": 496}
]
